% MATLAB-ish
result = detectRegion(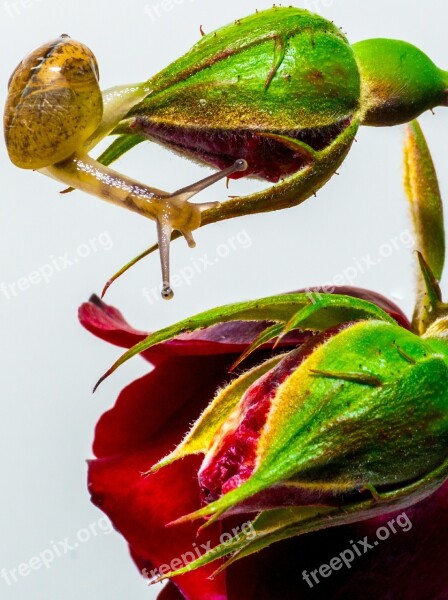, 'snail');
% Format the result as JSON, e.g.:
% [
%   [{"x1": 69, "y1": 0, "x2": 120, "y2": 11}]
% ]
[{"x1": 4, "y1": 35, "x2": 247, "y2": 299}]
